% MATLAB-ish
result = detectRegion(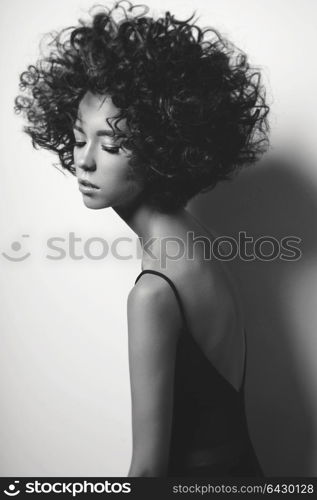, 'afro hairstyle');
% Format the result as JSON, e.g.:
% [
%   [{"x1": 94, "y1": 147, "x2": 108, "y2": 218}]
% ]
[{"x1": 15, "y1": 0, "x2": 270, "y2": 212}]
